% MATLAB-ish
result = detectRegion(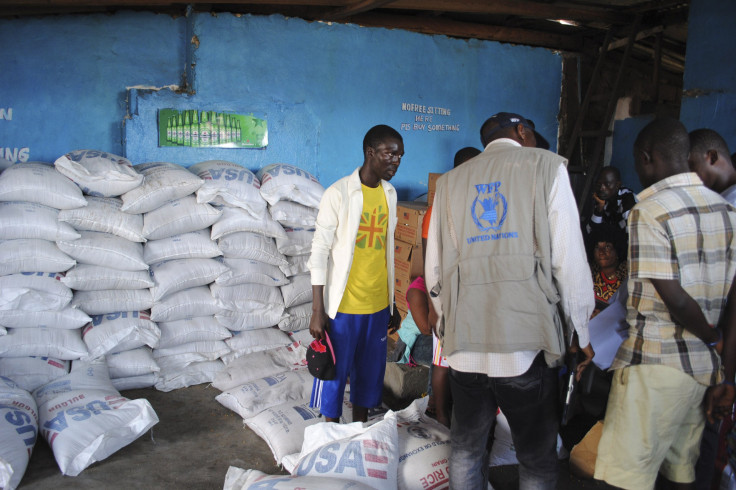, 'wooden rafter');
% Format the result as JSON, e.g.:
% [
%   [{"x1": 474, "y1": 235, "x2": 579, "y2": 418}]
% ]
[
  {"x1": 323, "y1": 0, "x2": 396, "y2": 21},
  {"x1": 344, "y1": 11, "x2": 581, "y2": 50}
]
